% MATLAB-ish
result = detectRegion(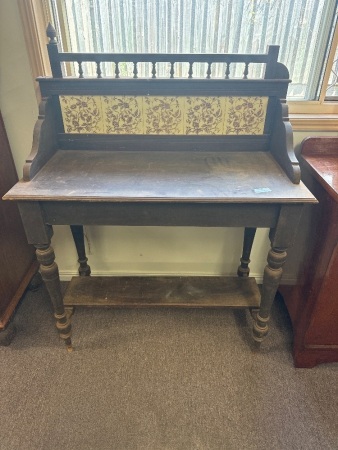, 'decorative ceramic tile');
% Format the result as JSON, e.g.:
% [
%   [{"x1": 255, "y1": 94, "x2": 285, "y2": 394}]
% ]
[
  {"x1": 143, "y1": 96, "x2": 184, "y2": 134},
  {"x1": 185, "y1": 97, "x2": 225, "y2": 135},
  {"x1": 102, "y1": 96, "x2": 143, "y2": 134},
  {"x1": 224, "y1": 96, "x2": 268, "y2": 135},
  {"x1": 60, "y1": 95, "x2": 268, "y2": 135},
  {"x1": 60, "y1": 95, "x2": 103, "y2": 133}
]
